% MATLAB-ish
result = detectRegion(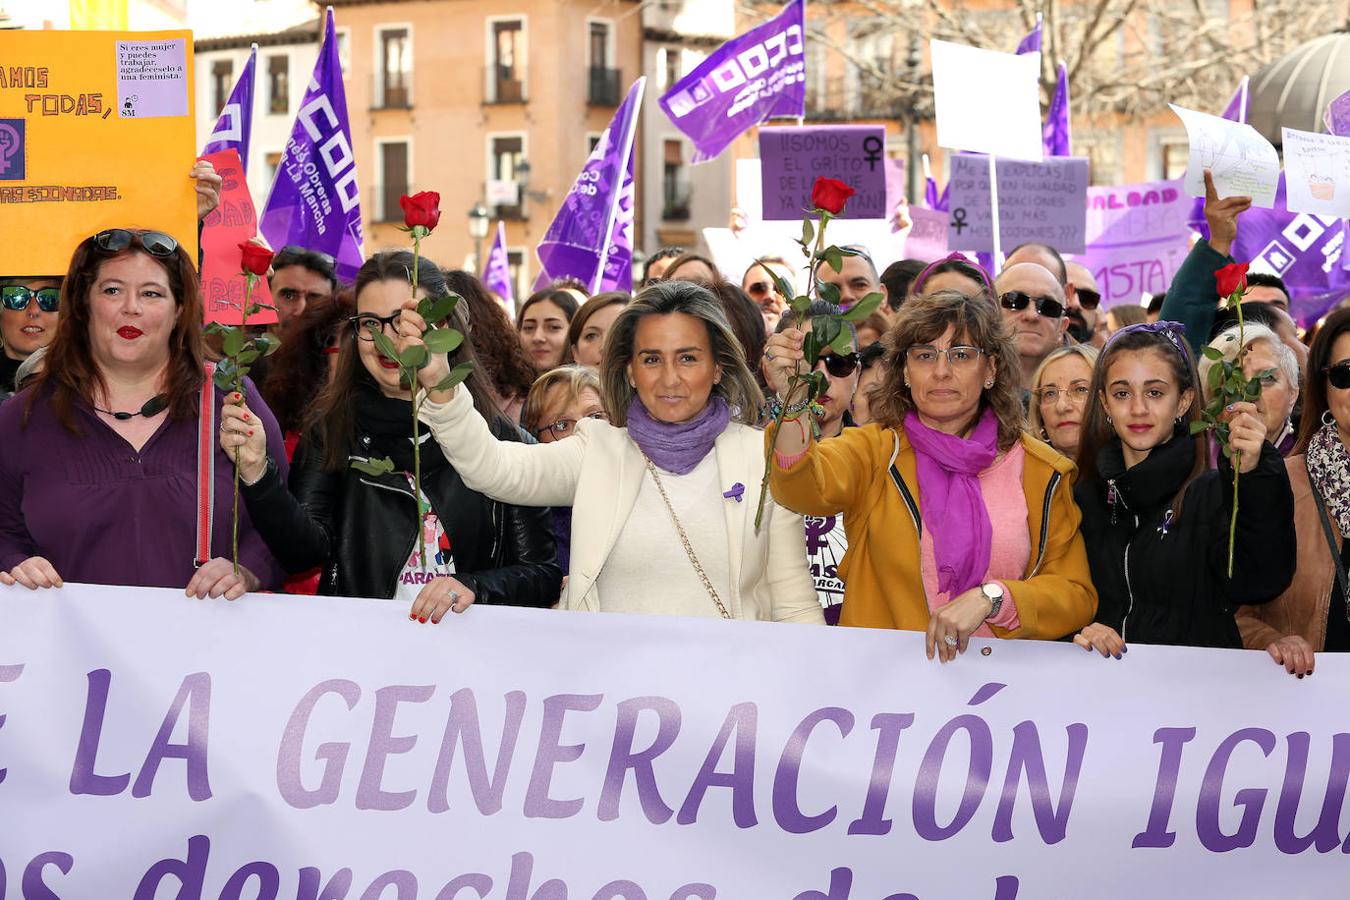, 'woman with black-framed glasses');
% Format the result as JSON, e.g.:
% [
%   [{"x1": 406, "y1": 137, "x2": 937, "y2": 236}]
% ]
[{"x1": 0, "y1": 277, "x2": 61, "y2": 393}]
